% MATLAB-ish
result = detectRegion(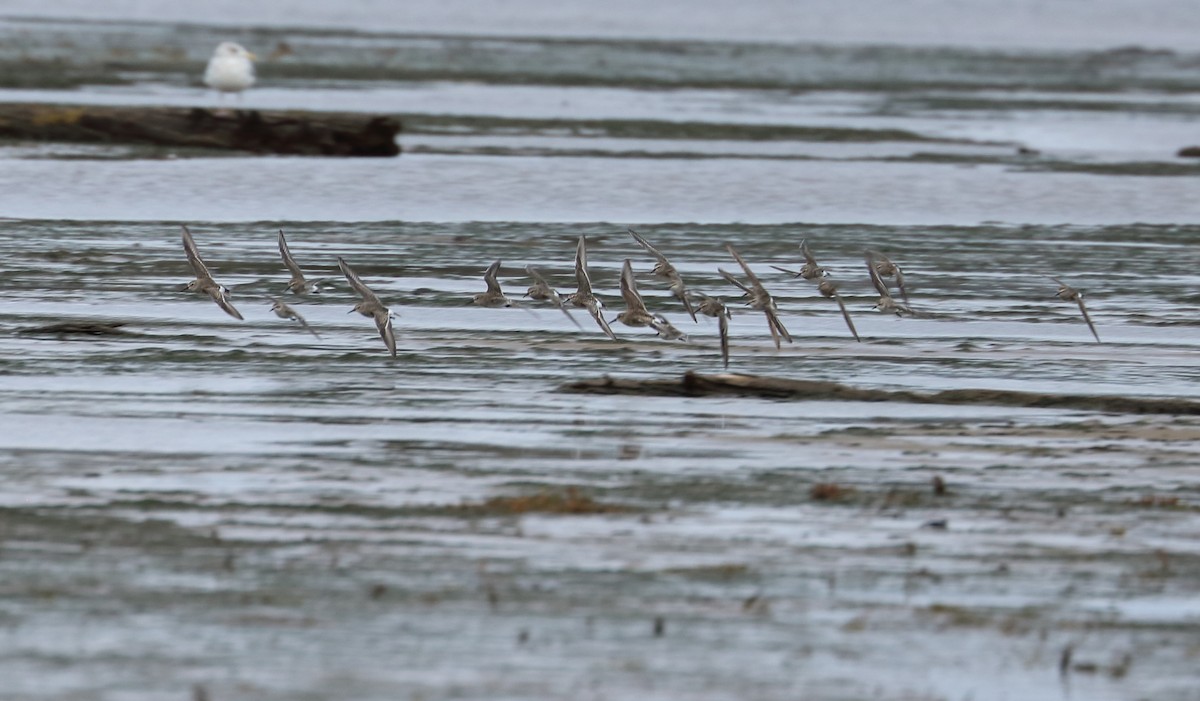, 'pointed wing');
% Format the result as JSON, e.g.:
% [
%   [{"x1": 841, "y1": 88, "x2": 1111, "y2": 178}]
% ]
[
  {"x1": 587, "y1": 299, "x2": 617, "y2": 340},
  {"x1": 628, "y1": 228, "x2": 671, "y2": 267},
  {"x1": 619, "y1": 259, "x2": 650, "y2": 314},
  {"x1": 1076, "y1": 298, "x2": 1101, "y2": 343},
  {"x1": 208, "y1": 286, "x2": 243, "y2": 320},
  {"x1": 338, "y1": 256, "x2": 382, "y2": 305},
  {"x1": 673, "y1": 283, "x2": 698, "y2": 322},
  {"x1": 717, "y1": 313, "x2": 730, "y2": 369},
  {"x1": 770, "y1": 265, "x2": 803, "y2": 278},
  {"x1": 718, "y1": 268, "x2": 752, "y2": 297},
  {"x1": 892, "y1": 264, "x2": 909, "y2": 305},
  {"x1": 725, "y1": 243, "x2": 766, "y2": 292},
  {"x1": 801, "y1": 239, "x2": 820, "y2": 268},
  {"x1": 278, "y1": 230, "x2": 306, "y2": 279},
  {"x1": 764, "y1": 305, "x2": 792, "y2": 347},
  {"x1": 182, "y1": 225, "x2": 213, "y2": 280},
  {"x1": 574, "y1": 236, "x2": 593, "y2": 296},
  {"x1": 483, "y1": 259, "x2": 503, "y2": 295},
  {"x1": 833, "y1": 293, "x2": 860, "y2": 342},
  {"x1": 525, "y1": 264, "x2": 553, "y2": 293},
  {"x1": 651, "y1": 315, "x2": 687, "y2": 342},
  {"x1": 374, "y1": 310, "x2": 397, "y2": 357}
]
